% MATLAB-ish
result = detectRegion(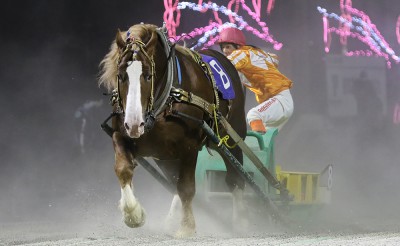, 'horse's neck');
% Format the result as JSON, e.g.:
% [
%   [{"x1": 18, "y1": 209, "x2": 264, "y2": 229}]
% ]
[
  {"x1": 175, "y1": 46, "x2": 200, "y2": 63},
  {"x1": 175, "y1": 46, "x2": 191, "y2": 57}
]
